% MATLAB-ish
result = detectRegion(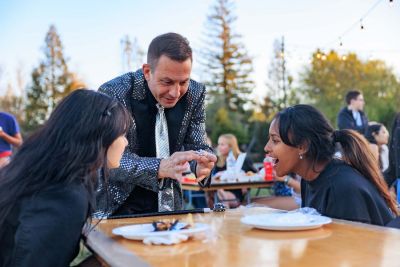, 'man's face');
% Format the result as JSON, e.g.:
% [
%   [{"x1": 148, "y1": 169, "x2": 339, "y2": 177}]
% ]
[
  {"x1": 143, "y1": 55, "x2": 192, "y2": 108},
  {"x1": 351, "y1": 94, "x2": 365, "y2": 111}
]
